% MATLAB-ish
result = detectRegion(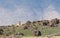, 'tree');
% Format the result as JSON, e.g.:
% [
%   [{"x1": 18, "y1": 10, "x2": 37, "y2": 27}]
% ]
[{"x1": 26, "y1": 21, "x2": 31, "y2": 27}]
